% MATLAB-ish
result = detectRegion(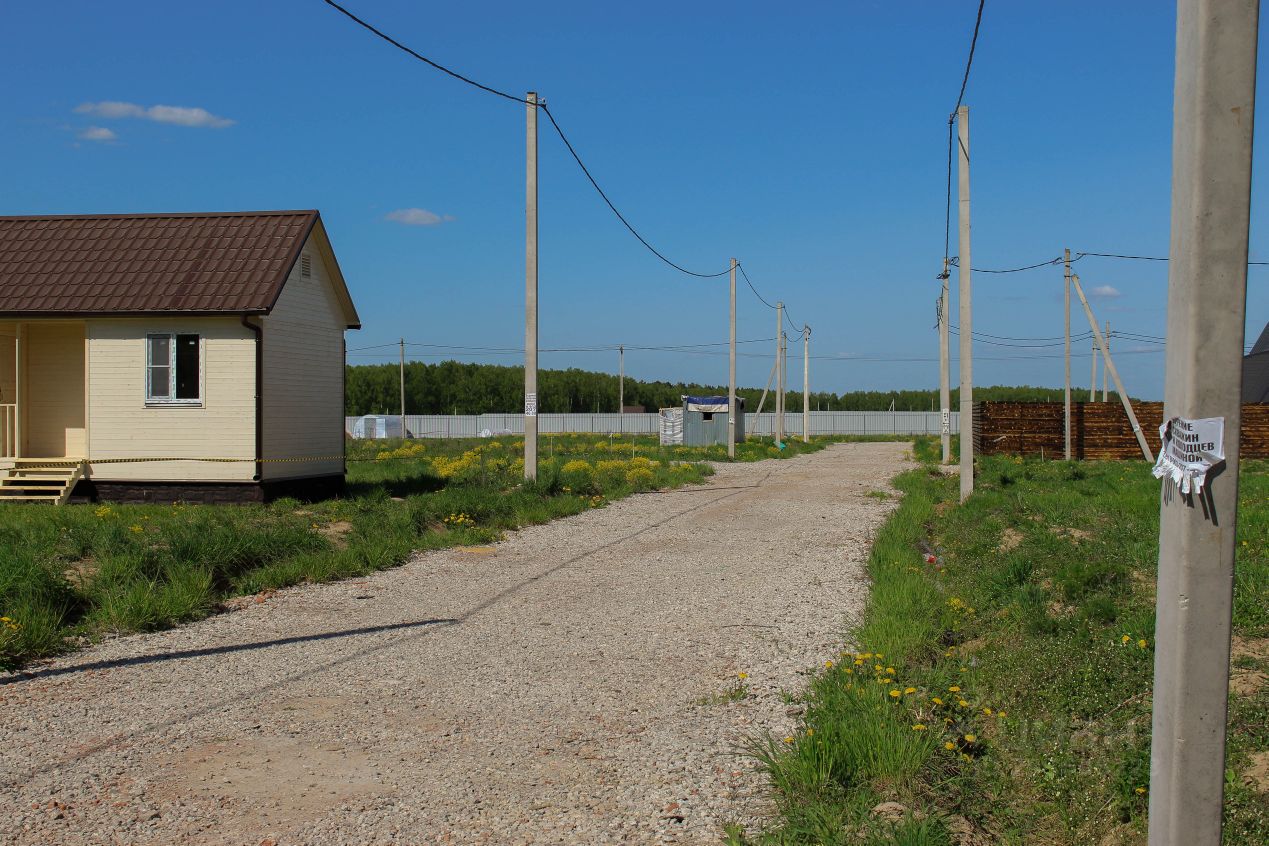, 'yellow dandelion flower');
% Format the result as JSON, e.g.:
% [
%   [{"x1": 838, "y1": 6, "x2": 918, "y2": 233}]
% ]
[
  {"x1": 825, "y1": 660, "x2": 834, "y2": 669},
  {"x1": 960, "y1": 667, "x2": 968, "y2": 673},
  {"x1": 807, "y1": 728, "x2": 814, "y2": 736},
  {"x1": 932, "y1": 697, "x2": 944, "y2": 705},
  {"x1": 983, "y1": 707, "x2": 993, "y2": 716},
  {"x1": 1134, "y1": 787, "x2": 1146, "y2": 795},
  {"x1": 783, "y1": 736, "x2": 794, "y2": 744},
  {"x1": 854, "y1": 659, "x2": 864, "y2": 666},
  {"x1": 889, "y1": 689, "x2": 902, "y2": 698},
  {"x1": 1121, "y1": 634, "x2": 1132, "y2": 644},
  {"x1": 885, "y1": 666, "x2": 896, "y2": 674},
  {"x1": 964, "y1": 733, "x2": 977, "y2": 743},
  {"x1": 845, "y1": 667, "x2": 853, "y2": 674},
  {"x1": 944, "y1": 741, "x2": 956, "y2": 750},
  {"x1": 948, "y1": 686, "x2": 961, "y2": 693},
  {"x1": 958, "y1": 699, "x2": 969, "y2": 708},
  {"x1": 1138, "y1": 639, "x2": 1148, "y2": 649},
  {"x1": 875, "y1": 653, "x2": 884, "y2": 659},
  {"x1": 997, "y1": 711, "x2": 1007, "y2": 718},
  {"x1": 738, "y1": 672, "x2": 748, "y2": 680},
  {"x1": 874, "y1": 664, "x2": 884, "y2": 672},
  {"x1": 904, "y1": 687, "x2": 916, "y2": 694},
  {"x1": 912, "y1": 724, "x2": 927, "y2": 731}
]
